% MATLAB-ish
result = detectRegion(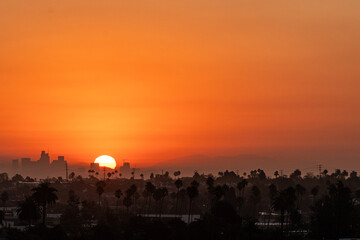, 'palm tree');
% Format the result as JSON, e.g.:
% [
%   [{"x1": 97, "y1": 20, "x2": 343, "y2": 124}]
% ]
[
  {"x1": 124, "y1": 185, "x2": 137, "y2": 213},
  {"x1": 88, "y1": 169, "x2": 94, "y2": 177},
  {"x1": 268, "y1": 184, "x2": 278, "y2": 228},
  {"x1": 237, "y1": 179, "x2": 248, "y2": 198},
  {"x1": 145, "y1": 182, "x2": 156, "y2": 214},
  {"x1": 274, "y1": 171, "x2": 279, "y2": 178},
  {"x1": 251, "y1": 185, "x2": 261, "y2": 217},
  {"x1": 0, "y1": 210, "x2": 4, "y2": 226},
  {"x1": 17, "y1": 196, "x2": 40, "y2": 227},
  {"x1": 174, "y1": 179, "x2": 183, "y2": 214},
  {"x1": 186, "y1": 180, "x2": 199, "y2": 223},
  {"x1": 174, "y1": 171, "x2": 181, "y2": 179},
  {"x1": 295, "y1": 184, "x2": 306, "y2": 208},
  {"x1": 96, "y1": 181, "x2": 106, "y2": 207},
  {"x1": 32, "y1": 182, "x2": 58, "y2": 225},
  {"x1": 272, "y1": 187, "x2": 297, "y2": 236},
  {"x1": 114, "y1": 189, "x2": 123, "y2": 210},
  {"x1": 213, "y1": 185, "x2": 225, "y2": 201},
  {"x1": 123, "y1": 196, "x2": 132, "y2": 213},
  {"x1": 1, "y1": 191, "x2": 9, "y2": 211},
  {"x1": 153, "y1": 187, "x2": 168, "y2": 217},
  {"x1": 69, "y1": 172, "x2": 75, "y2": 181},
  {"x1": 311, "y1": 185, "x2": 319, "y2": 204},
  {"x1": 206, "y1": 177, "x2": 215, "y2": 192},
  {"x1": 1, "y1": 191, "x2": 8, "y2": 226}
]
